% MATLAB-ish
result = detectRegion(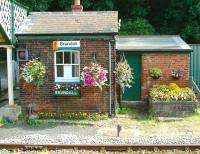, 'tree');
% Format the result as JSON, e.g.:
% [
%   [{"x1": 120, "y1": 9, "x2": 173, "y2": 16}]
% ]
[
  {"x1": 181, "y1": 22, "x2": 200, "y2": 43},
  {"x1": 16, "y1": 0, "x2": 200, "y2": 43},
  {"x1": 114, "y1": 0, "x2": 149, "y2": 20},
  {"x1": 160, "y1": 0, "x2": 200, "y2": 43},
  {"x1": 18, "y1": 0, "x2": 52, "y2": 11},
  {"x1": 148, "y1": 0, "x2": 171, "y2": 33},
  {"x1": 48, "y1": 0, "x2": 114, "y2": 11},
  {"x1": 120, "y1": 18, "x2": 156, "y2": 35}
]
